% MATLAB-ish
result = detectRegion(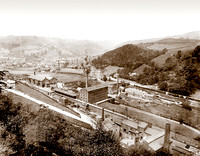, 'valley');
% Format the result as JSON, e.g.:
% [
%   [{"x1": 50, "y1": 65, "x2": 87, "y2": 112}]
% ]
[{"x1": 1, "y1": 31, "x2": 200, "y2": 155}]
